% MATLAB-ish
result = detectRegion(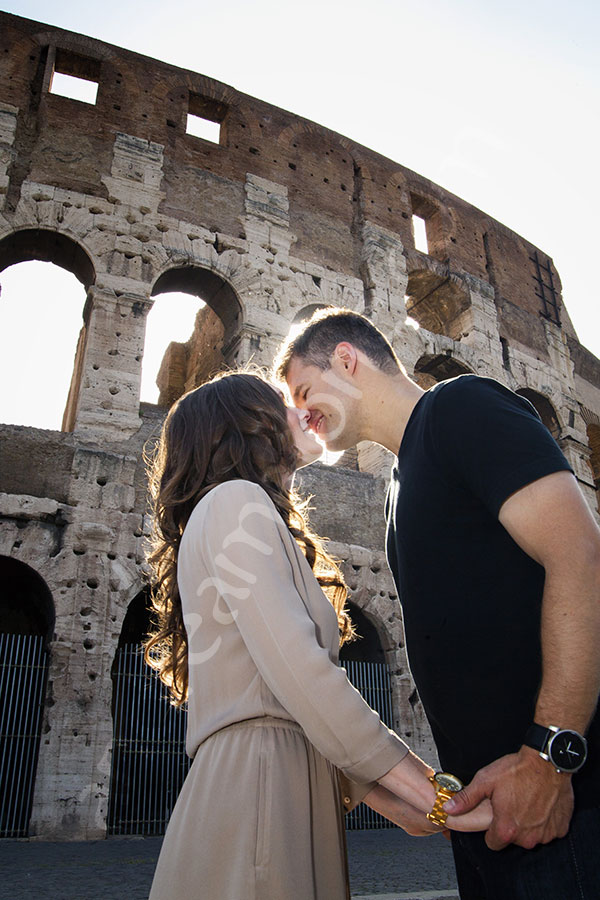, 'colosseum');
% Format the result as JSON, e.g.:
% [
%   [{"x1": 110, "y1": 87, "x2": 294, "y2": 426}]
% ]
[{"x1": 1, "y1": 11, "x2": 599, "y2": 842}]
